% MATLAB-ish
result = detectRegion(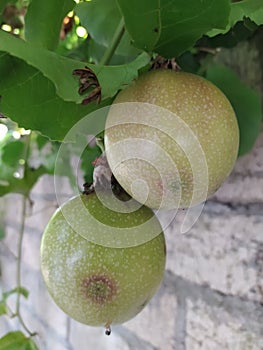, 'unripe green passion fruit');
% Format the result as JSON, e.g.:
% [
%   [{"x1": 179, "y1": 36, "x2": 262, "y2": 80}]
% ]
[
  {"x1": 104, "y1": 69, "x2": 239, "y2": 209},
  {"x1": 40, "y1": 191, "x2": 166, "y2": 332}
]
